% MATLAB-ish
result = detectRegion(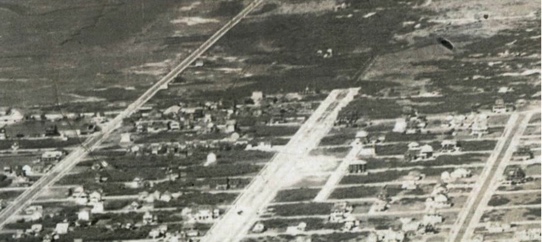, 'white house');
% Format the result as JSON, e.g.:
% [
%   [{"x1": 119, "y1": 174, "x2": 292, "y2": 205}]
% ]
[
  {"x1": 0, "y1": 108, "x2": 24, "y2": 126},
  {"x1": 55, "y1": 222, "x2": 70, "y2": 235}
]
